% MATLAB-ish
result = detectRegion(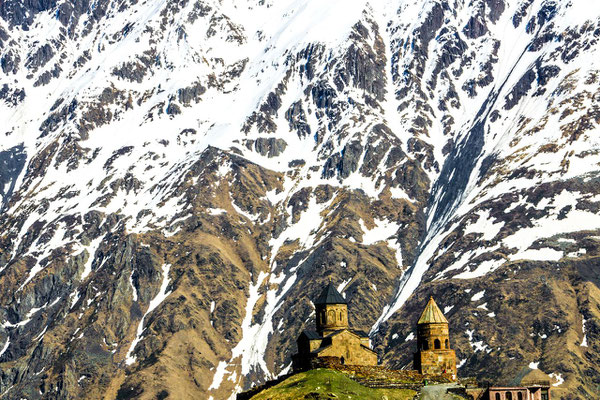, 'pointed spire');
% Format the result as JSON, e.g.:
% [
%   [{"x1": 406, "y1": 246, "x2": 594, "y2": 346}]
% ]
[
  {"x1": 417, "y1": 297, "x2": 448, "y2": 324},
  {"x1": 314, "y1": 281, "x2": 346, "y2": 305}
]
